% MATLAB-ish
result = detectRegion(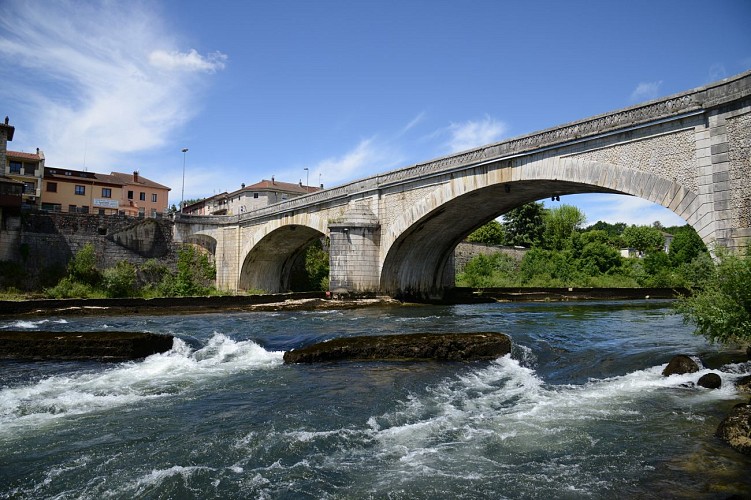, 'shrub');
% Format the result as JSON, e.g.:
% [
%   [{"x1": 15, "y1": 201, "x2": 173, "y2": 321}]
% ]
[
  {"x1": 676, "y1": 249, "x2": 751, "y2": 344},
  {"x1": 103, "y1": 261, "x2": 137, "y2": 298}
]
